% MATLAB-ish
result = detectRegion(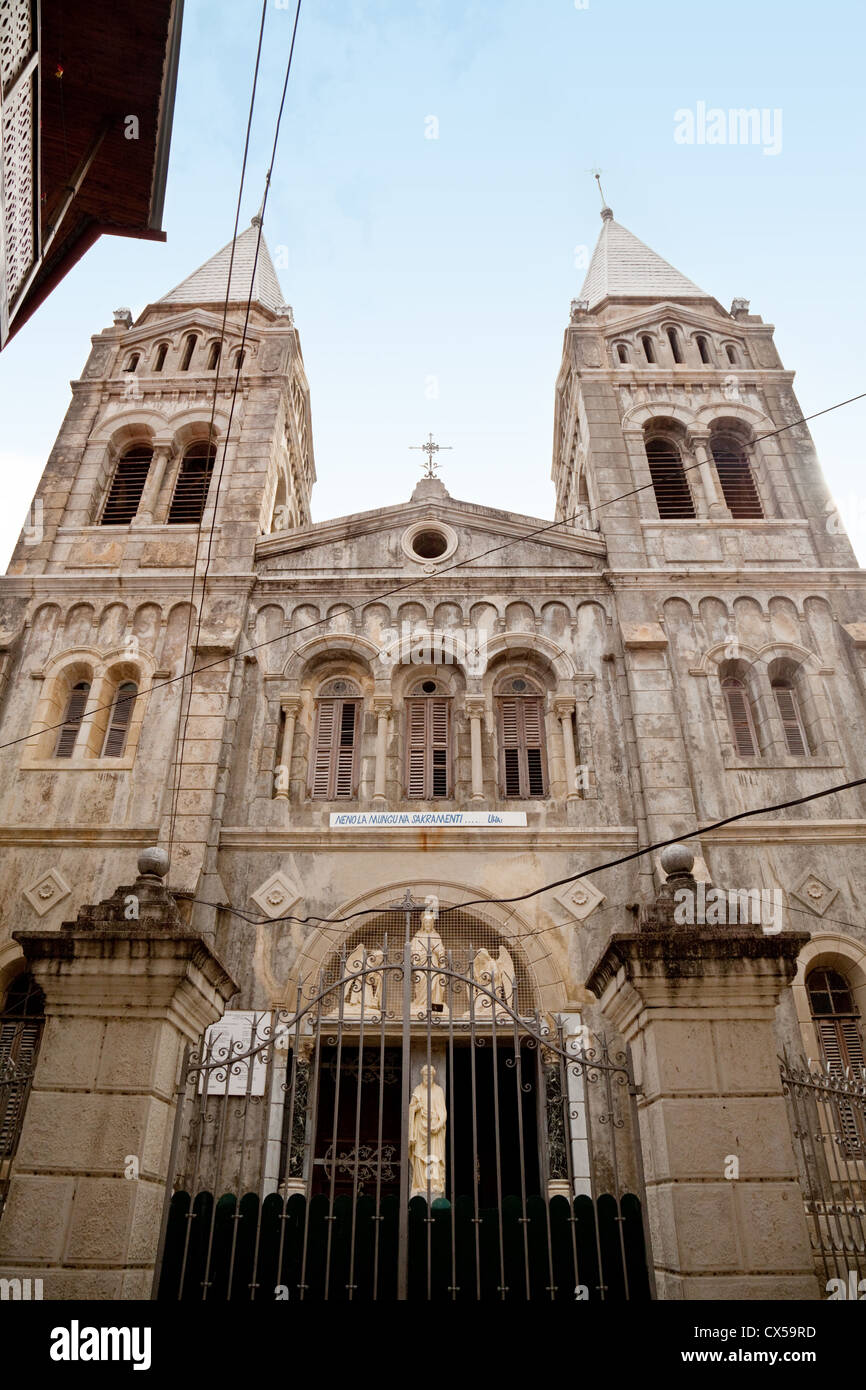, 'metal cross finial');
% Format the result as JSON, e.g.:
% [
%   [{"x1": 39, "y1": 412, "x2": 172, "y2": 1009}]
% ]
[
  {"x1": 410, "y1": 432, "x2": 452, "y2": 479},
  {"x1": 589, "y1": 168, "x2": 606, "y2": 207}
]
